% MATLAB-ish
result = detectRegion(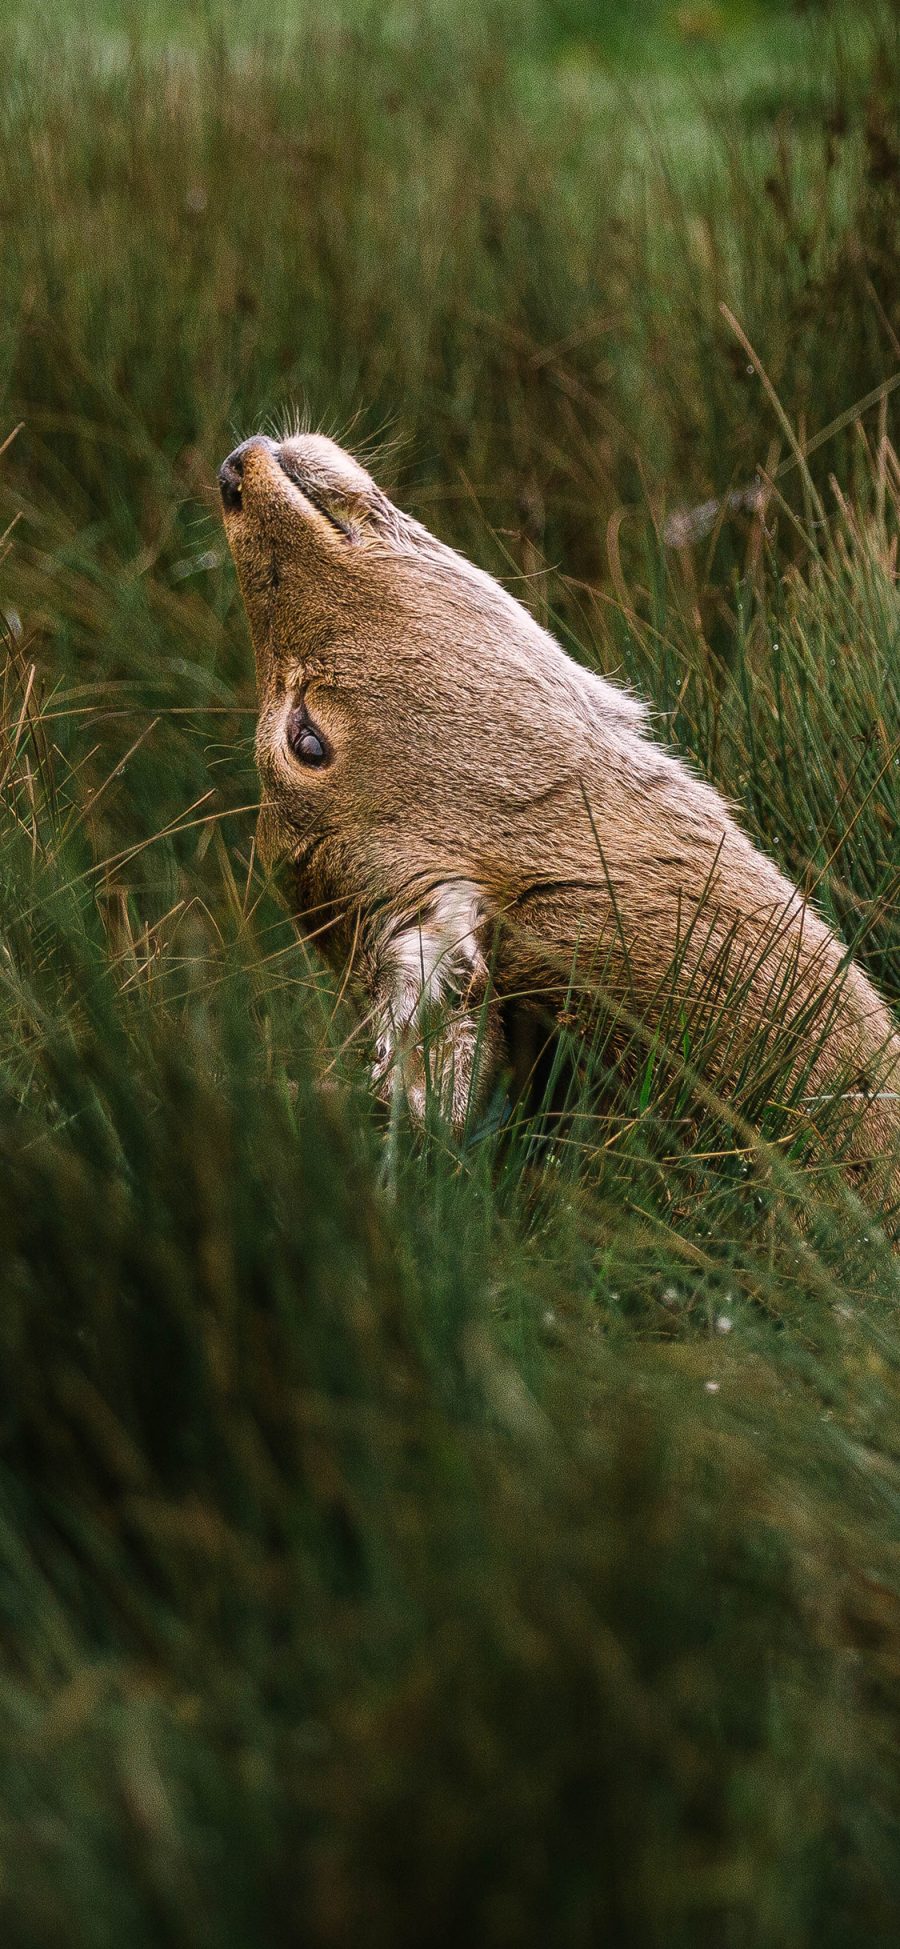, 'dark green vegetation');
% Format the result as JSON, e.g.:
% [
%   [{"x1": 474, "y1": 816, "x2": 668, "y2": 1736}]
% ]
[{"x1": 1, "y1": 1, "x2": 899, "y2": 1941}]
